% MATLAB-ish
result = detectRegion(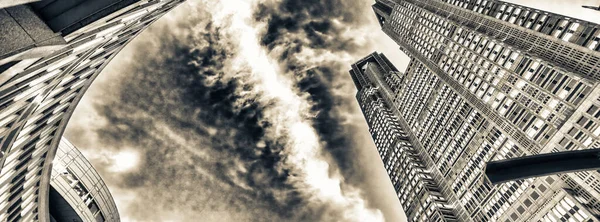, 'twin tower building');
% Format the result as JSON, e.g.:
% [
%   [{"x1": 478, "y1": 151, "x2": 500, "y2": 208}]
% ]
[
  {"x1": 0, "y1": 0, "x2": 185, "y2": 221},
  {"x1": 1, "y1": 0, "x2": 600, "y2": 222},
  {"x1": 354, "y1": 0, "x2": 600, "y2": 221}
]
